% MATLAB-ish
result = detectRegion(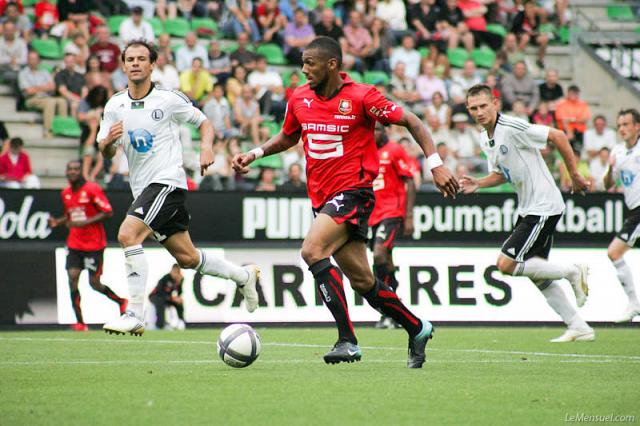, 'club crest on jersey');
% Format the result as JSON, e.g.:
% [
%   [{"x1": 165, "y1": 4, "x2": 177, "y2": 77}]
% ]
[
  {"x1": 151, "y1": 109, "x2": 164, "y2": 121},
  {"x1": 499, "y1": 145, "x2": 508, "y2": 155},
  {"x1": 338, "y1": 99, "x2": 352, "y2": 115}
]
